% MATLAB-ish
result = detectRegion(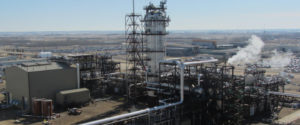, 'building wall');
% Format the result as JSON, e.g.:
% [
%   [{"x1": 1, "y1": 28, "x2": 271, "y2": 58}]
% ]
[
  {"x1": 28, "y1": 68, "x2": 77, "y2": 102},
  {"x1": 5, "y1": 66, "x2": 30, "y2": 109}
]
